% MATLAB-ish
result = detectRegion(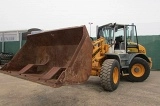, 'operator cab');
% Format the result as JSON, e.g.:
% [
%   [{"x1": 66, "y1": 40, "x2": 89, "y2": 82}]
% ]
[{"x1": 97, "y1": 23, "x2": 139, "y2": 54}]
